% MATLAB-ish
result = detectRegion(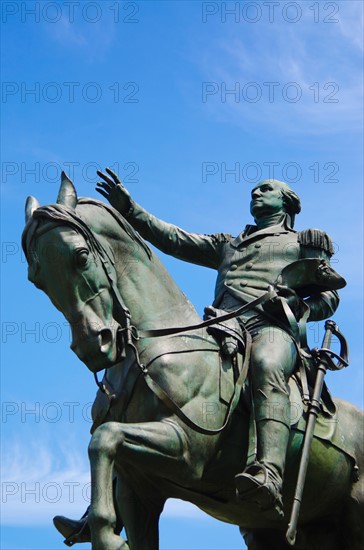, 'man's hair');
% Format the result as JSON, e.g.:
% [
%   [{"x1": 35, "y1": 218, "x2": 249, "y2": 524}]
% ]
[{"x1": 280, "y1": 183, "x2": 301, "y2": 226}]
